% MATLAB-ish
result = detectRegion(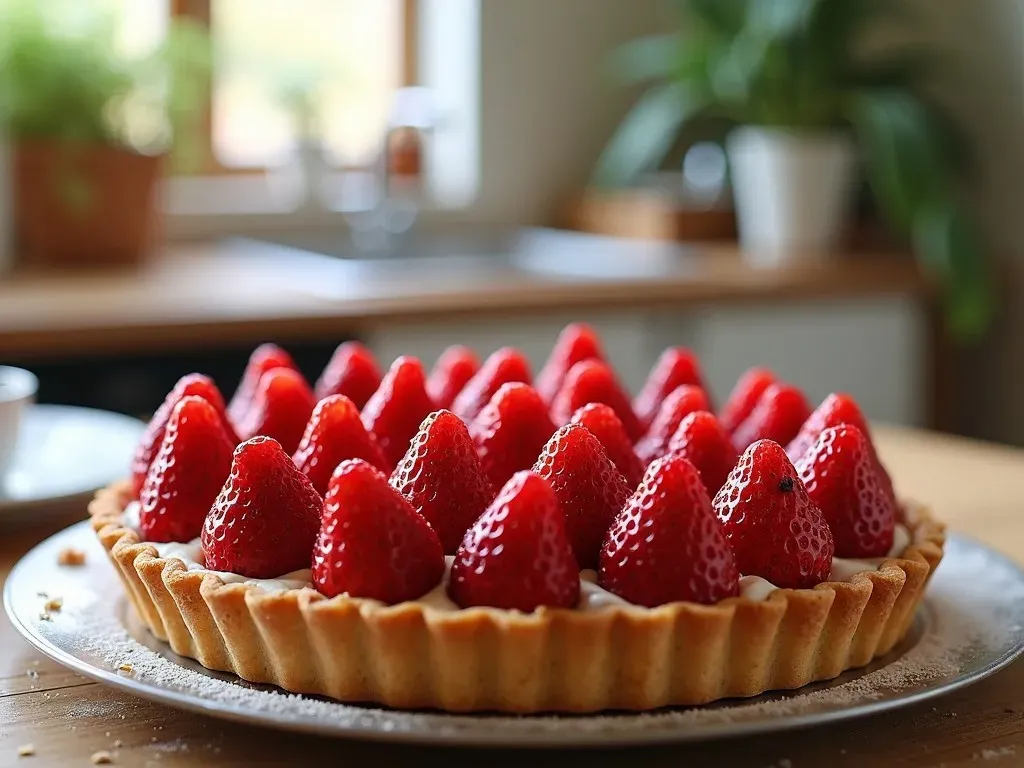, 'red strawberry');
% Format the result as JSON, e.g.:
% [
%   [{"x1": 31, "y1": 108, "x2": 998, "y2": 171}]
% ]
[
  {"x1": 390, "y1": 410, "x2": 494, "y2": 554},
  {"x1": 131, "y1": 374, "x2": 236, "y2": 498},
  {"x1": 533, "y1": 424, "x2": 631, "y2": 569},
  {"x1": 314, "y1": 341, "x2": 382, "y2": 410},
  {"x1": 569, "y1": 403, "x2": 644, "y2": 488},
  {"x1": 293, "y1": 395, "x2": 390, "y2": 495},
  {"x1": 785, "y1": 393, "x2": 895, "y2": 500},
  {"x1": 731, "y1": 383, "x2": 811, "y2": 452},
  {"x1": 666, "y1": 411, "x2": 739, "y2": 497},
  {"x1": 235, "y1": 368, "x2": 316, "y2": 455},
  {"x1": 451, "y1": 347, "x2": 532, "y2": 423},
  {"x1": 635, "y1": 384, "x2": 712, "y2": 466},
  {"x1": 633, "y1": 347, "x2": 709, "y2": 431},
  {"x1": 550, "y1": 359, "x2": 642, "y2": 441},
  {"x1": 228, "y1": 344, "x2": 298, "y2": 425},
  {"x1": 713, "y1": 440, "x2": 834, "y2": 589},
  {"x1": 361, "y1": 356, "x2": 436, "y2": 468},
  {"x1": 138, "y1": 396, "x2": 235, "y2": 543},
  {"x1": 600, "y1": 453, "x2": 738, "y2": 606},
  {"x1": 719, "y1": 367, "x2": 776, "y2": 436},
  {"x1": 427, "y1": 345, "x2": 480, "y2": 410},
  {"x1": 797, "y1": 425, "x2": 896, "y2": 558},
  {"x1": 313, "y1": 459, "x2": 444, "y2": 603},
  {"x1": 470, "y1": 382, "x2": 556, "y2": 488},
  {"x1": 201, "y1": 436, "x2": 322, "y2": 579},
  {"x1": 449, "y1": 471, "x2": 579, "y2": 611},
  {"x1": 535, "y1": 323, "x2": 605, "y2": 404}
]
